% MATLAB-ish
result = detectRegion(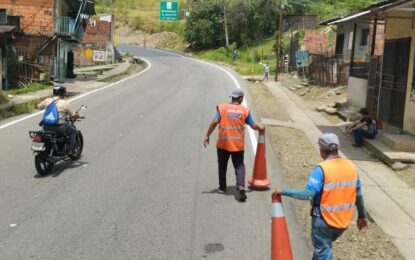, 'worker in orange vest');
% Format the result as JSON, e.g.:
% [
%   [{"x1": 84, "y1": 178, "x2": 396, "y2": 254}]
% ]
[
  {"x1": 272, "y1": 133, "x2": 368, "y2": 259},
  {"x1": 204, "y1": 89, "x2": 264, "y2": 202}
]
